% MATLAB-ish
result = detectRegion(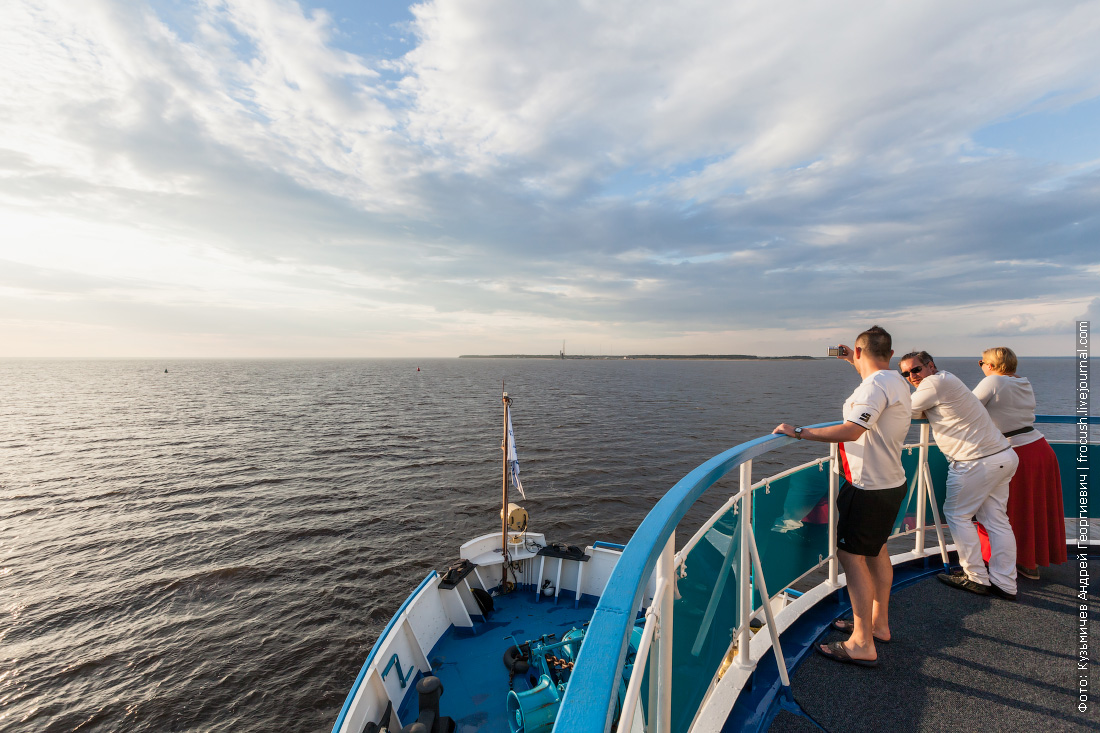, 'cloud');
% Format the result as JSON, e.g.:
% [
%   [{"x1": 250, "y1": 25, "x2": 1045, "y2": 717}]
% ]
[
  {"x1": 400, "y1": 1, "x2": 1100, "y2": 195},
  {"x1": 975, "y1": 314, "x2": 1066, "y2": 338},
  {"x1": 0, "y1": 0, "x2": 1099, "y2": 356},
  {"x1": 1080, "y1": 297, "x2": 1100, "y2": 323},
  {"x1": 2, "y1": 0, "x2": 417, "y2": 209}
]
